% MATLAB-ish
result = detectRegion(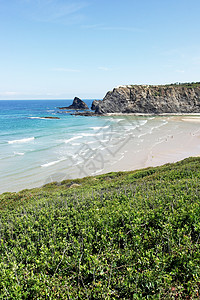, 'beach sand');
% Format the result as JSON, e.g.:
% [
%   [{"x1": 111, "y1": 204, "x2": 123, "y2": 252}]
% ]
[
  {"x1": 1, "y1": 115, "x2": 200, "y2": 193},
  {"x1": 99, "y1": 115, "x2": 200, "y2": 174}
]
